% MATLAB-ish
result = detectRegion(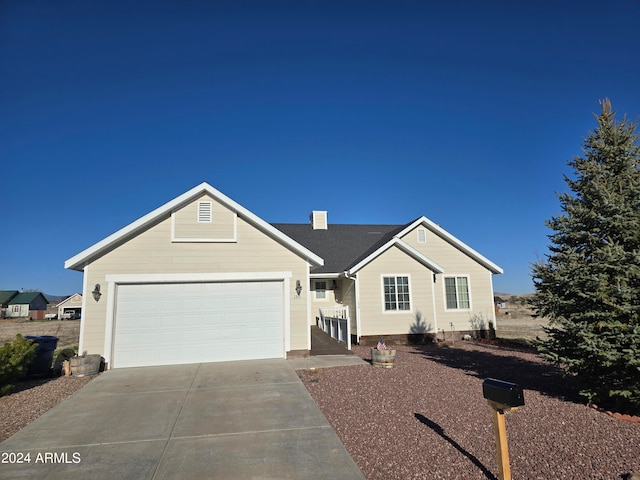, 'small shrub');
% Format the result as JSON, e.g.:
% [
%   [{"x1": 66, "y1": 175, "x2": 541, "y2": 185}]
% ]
[
  {"x1": 0, "y1": 334, "x2": 37, "y2": 396},
  {"x1": 488, "y1": 321, "x2": 496, "y2": 341}
]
